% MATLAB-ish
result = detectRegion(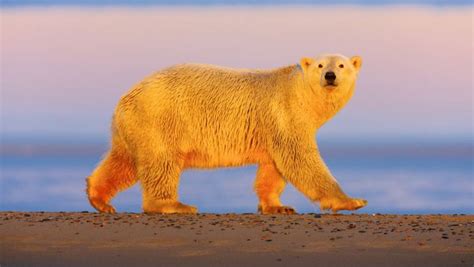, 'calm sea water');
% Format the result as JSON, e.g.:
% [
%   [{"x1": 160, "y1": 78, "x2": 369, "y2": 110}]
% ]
[{"x1": 1, "y1": 139, "x2": 472, "y2": 214}]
